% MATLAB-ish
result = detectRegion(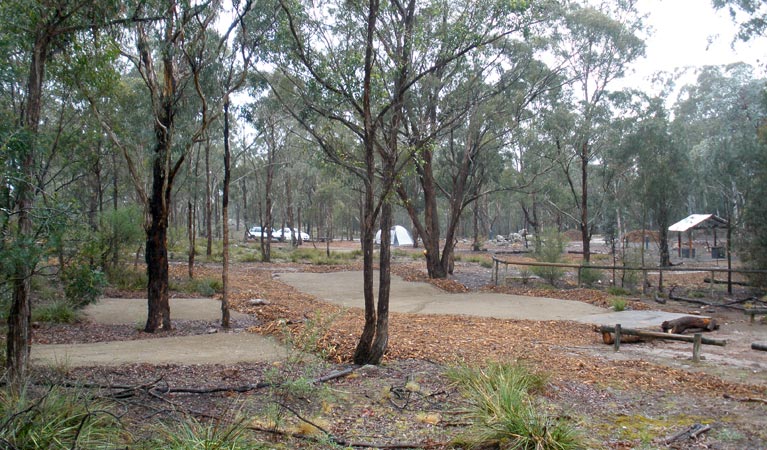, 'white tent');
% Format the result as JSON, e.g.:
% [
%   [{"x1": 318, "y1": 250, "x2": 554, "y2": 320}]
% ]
[{"x1": 374, "y1": 225, "x2": 414, "y2": 246}]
